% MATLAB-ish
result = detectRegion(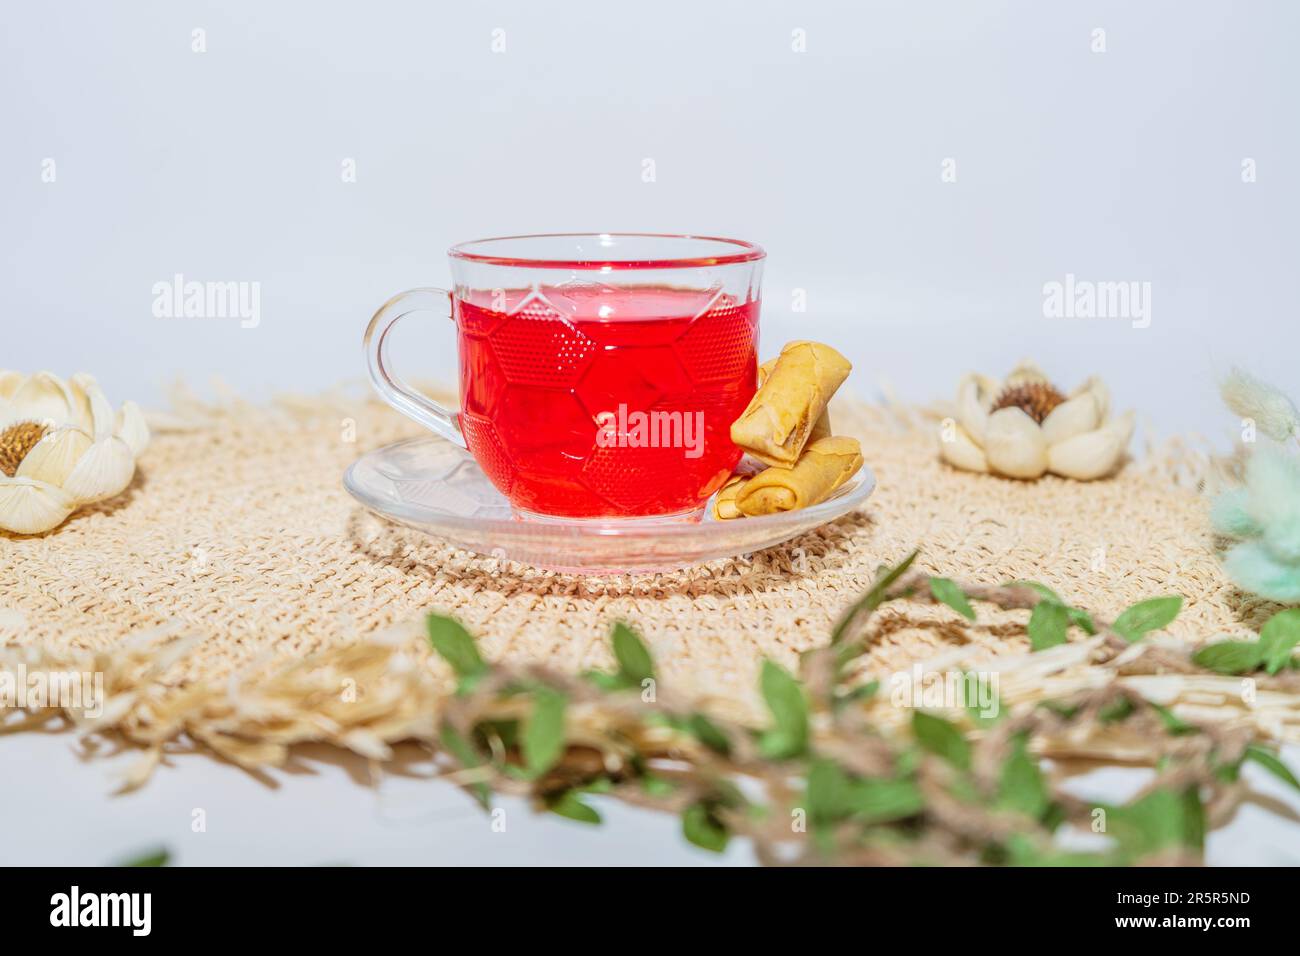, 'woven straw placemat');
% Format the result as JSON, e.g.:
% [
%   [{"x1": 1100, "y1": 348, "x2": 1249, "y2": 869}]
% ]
[{"x1": 0, "y1": 387, "x2": 1265, "y2": 775}]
